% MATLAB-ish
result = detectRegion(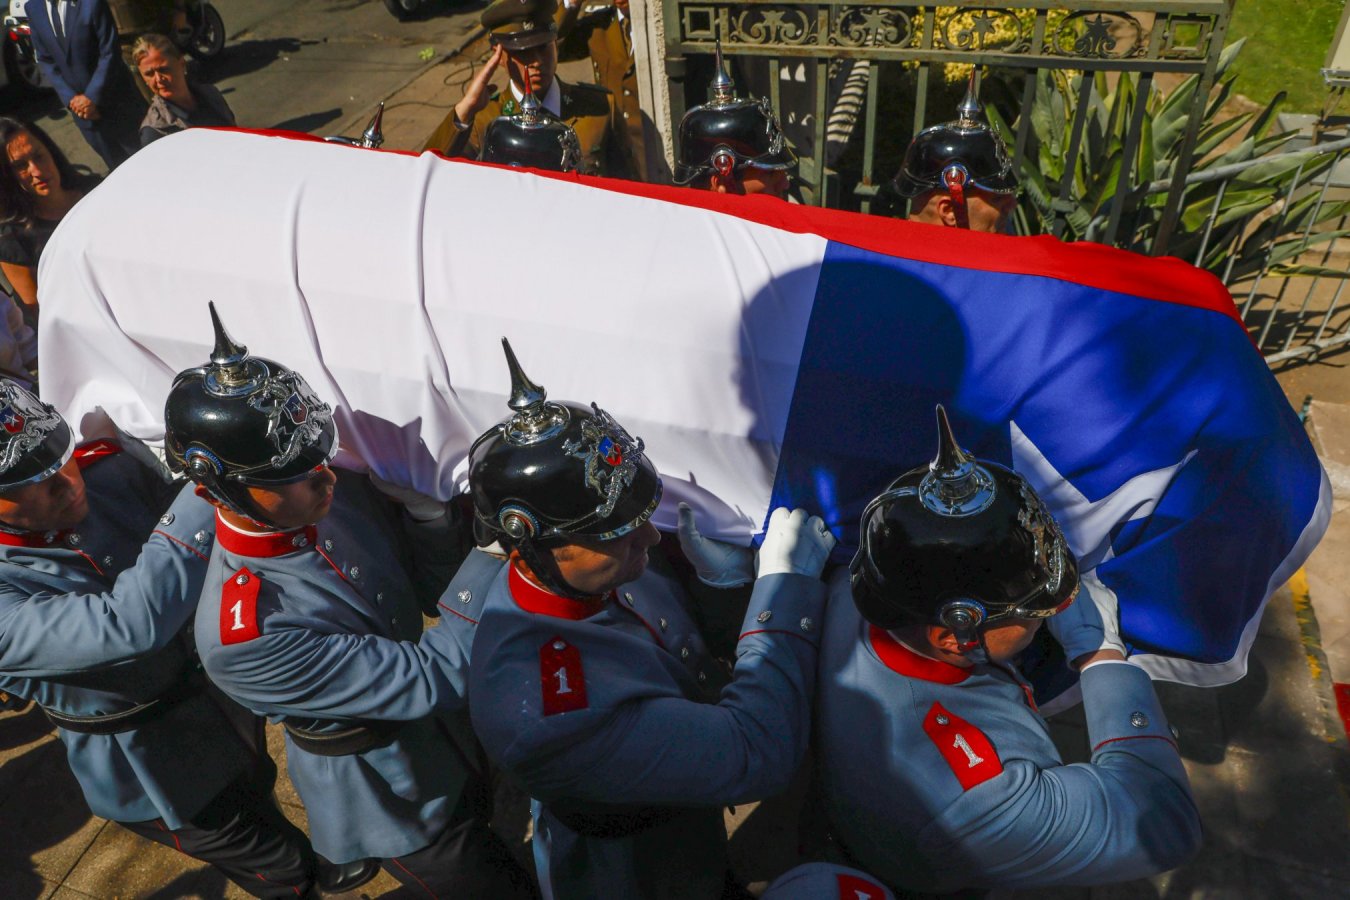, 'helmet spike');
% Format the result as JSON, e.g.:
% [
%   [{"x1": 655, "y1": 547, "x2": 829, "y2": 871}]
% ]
[
  {"x1": 933, "y1": 404, "x2": 972, "y2": 474},
  {"x1": 711, "y1": 29, "x2": 735, "y2": 105},
  {"x1": 519, "y1": 81, "x2": 542, "y2": 126},
  {"x1": 919, "y1": 404, "x2": 996, "y2": 517},
  {"x1": 957, "y1": 67, "x2": 983, "y2": 128},
  {"x1": 361, "y1": 101, "x2": 386, "y2": 149},
  {"x1": 502, "y1": 337, "x2": 547, "y2": 413},
  {"x1": 208, "y1": 301, "x2": 248, "y2": 369}
]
